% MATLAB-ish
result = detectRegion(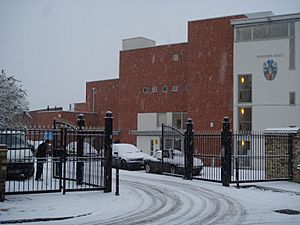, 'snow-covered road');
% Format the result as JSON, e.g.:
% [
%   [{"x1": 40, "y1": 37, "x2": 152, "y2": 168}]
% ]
[
  {"x1": 100, "y1": 172, "x2": 245, "y2": 225},
  {"x1": 1, "y1": 170, "x2": 300, "y2": 225}
]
